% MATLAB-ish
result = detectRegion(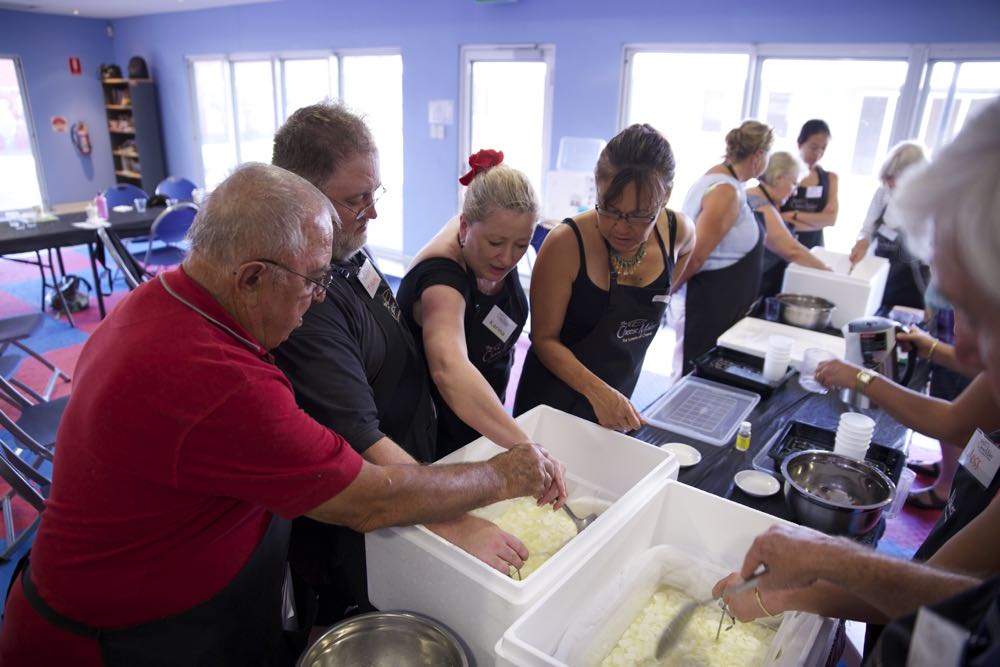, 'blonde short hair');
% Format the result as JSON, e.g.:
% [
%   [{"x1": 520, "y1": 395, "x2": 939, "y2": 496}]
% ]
[
  {"x1": 761, "y1": 151, "x2": 805, "y2": 185},
  {"x1": 462, "y1": 164, "x2": 539, "y2": 224},
  {"x1": 879, "y1": 141, "x2": 928, "y2": 184}
]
